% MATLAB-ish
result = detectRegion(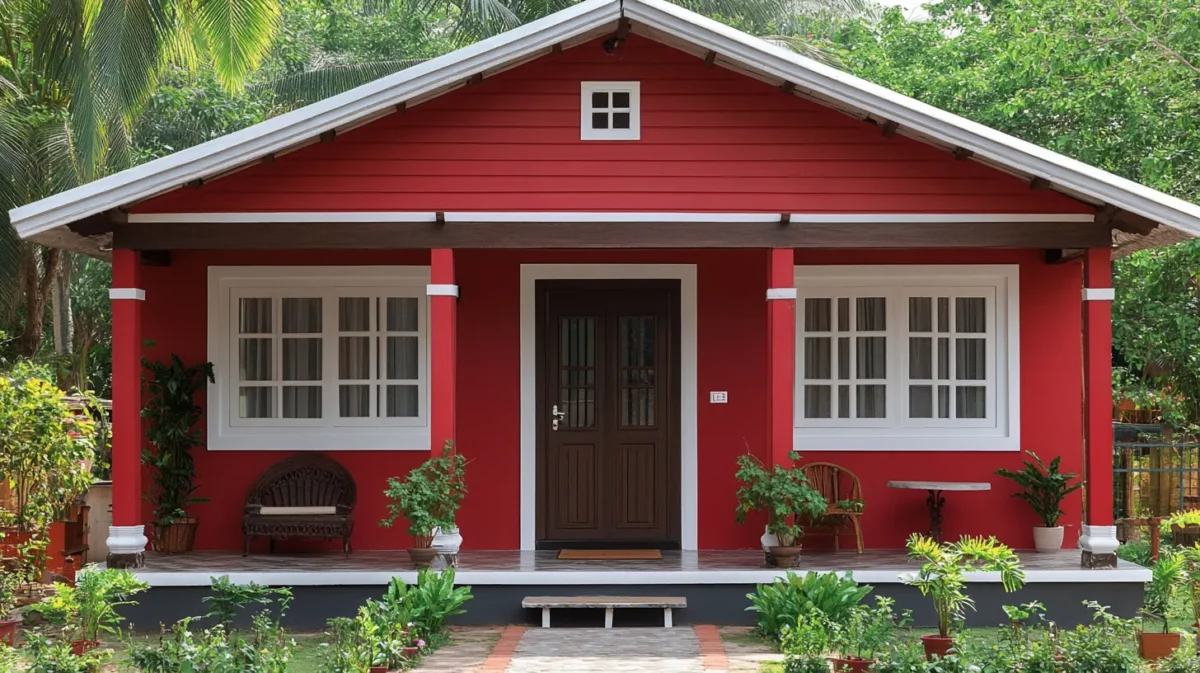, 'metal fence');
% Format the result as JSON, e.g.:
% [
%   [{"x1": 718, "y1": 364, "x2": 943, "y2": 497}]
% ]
[{"x1": 1113, "y1": 422, "x2": 1200, "y2": 521}]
